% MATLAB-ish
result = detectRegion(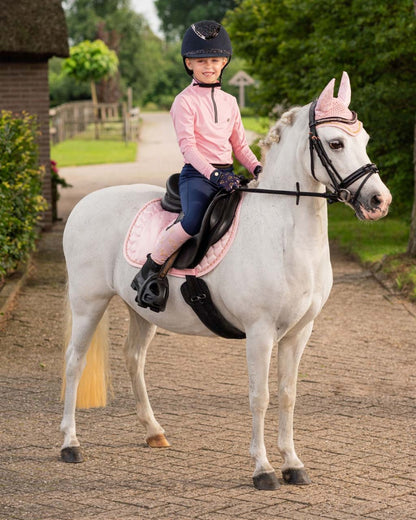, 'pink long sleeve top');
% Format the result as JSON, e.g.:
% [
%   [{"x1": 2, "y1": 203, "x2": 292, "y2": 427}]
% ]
[{"x1": 170, "y1": 81, "x2": 261, "y2": 179}]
